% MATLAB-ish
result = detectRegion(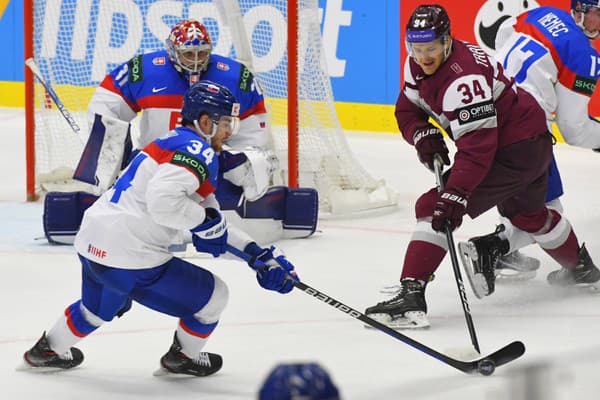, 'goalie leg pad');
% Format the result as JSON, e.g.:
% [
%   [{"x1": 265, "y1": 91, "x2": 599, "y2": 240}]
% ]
[
  {"x1": 73, "y1": 113, "x2": 132, "y2": 191},
  {"x1": 240, "y1": 186, "x2": 318, "y2": 239},
  {"x1": 43, "y1": 192, "x2": 98, "y2": 244}
]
